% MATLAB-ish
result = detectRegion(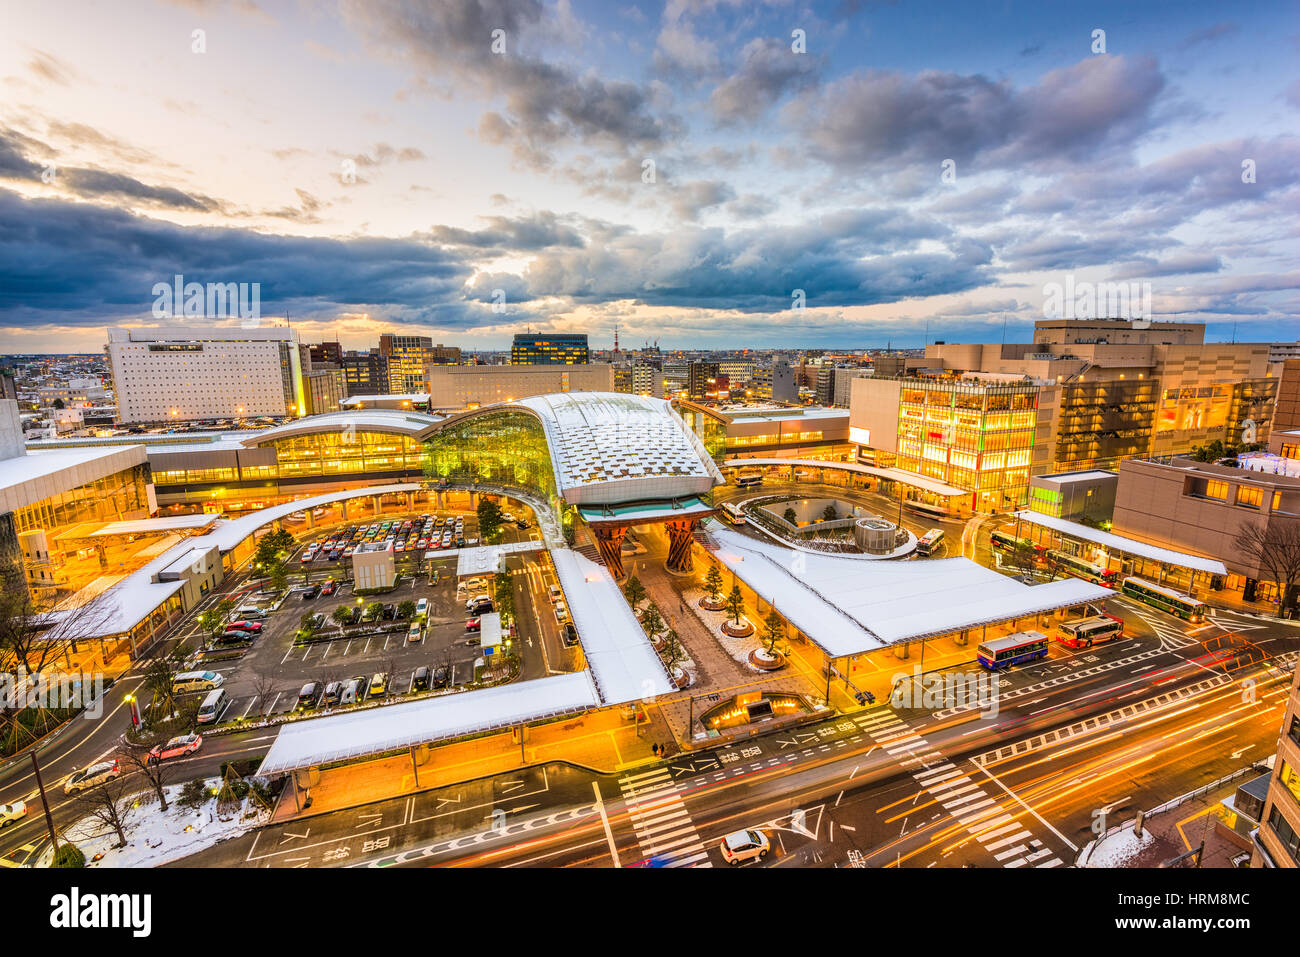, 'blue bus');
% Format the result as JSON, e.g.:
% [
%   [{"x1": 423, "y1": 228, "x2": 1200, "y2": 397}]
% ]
[{"x1": 977, "y1": 631, "x2": 1050, "y2": 670}]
